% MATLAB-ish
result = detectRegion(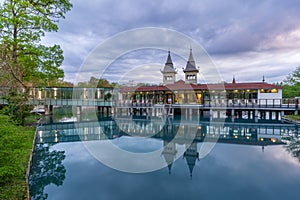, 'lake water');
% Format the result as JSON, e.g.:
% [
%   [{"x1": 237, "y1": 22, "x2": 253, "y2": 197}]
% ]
[{"x1": 29, "y1": 114, "x2": 300, "y2": 200}]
